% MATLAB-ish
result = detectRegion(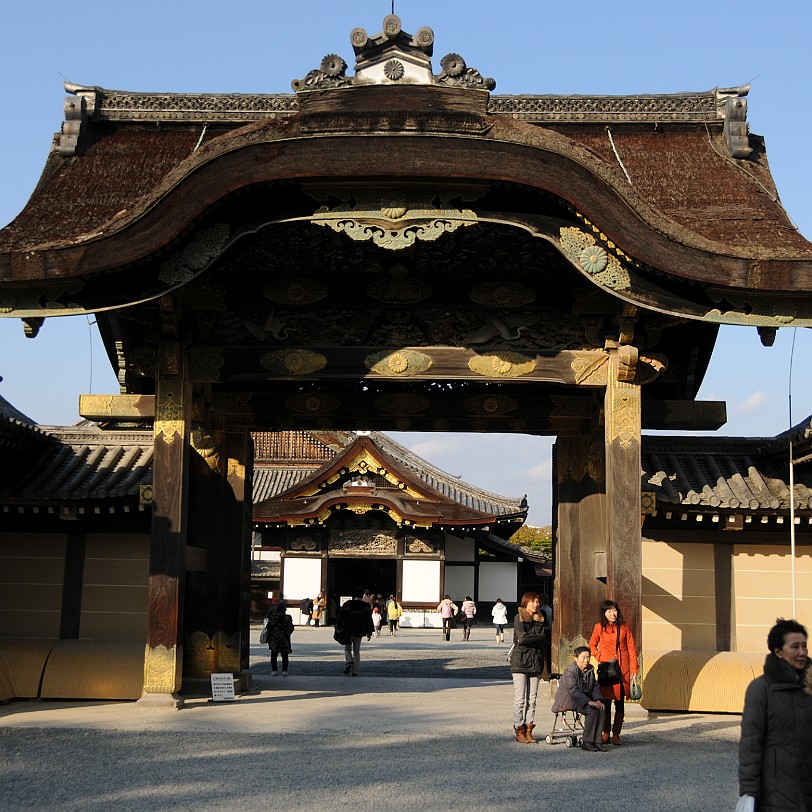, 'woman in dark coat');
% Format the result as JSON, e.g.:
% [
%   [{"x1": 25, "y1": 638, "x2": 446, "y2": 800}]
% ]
[
  {"x1": 802, "y1": 667, "x2": 812, "y2": 812},
  {"x1": 551, "y1": 646, "x2": 607, "y2": 751},
  {"x1": 589, "y1": 599, "x2": 638, "y2": 745},
  {"x1": 265, "y1": 600, "x2": 294, "y2": 676},
  {"x1": 739, "y1": 617, "x2": 810, "y2": 812},
  {"x1": 509, "y1": 591, "x2": 547, "y2": 744}
]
